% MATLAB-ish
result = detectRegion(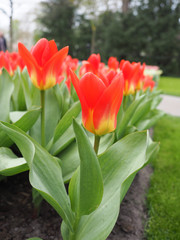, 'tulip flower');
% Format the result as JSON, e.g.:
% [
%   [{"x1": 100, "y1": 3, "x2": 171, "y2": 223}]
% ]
[
  {"x1": 108, "y1": 57, "x2": 119, "y2": 70},
  {"x1": 143, "y1": 75, "x2": 155, "y2": 91},
  {"x1": 7, "y1": 51, "x2": 25, "y2": 72},
  {"x1": 18, "y1": 38, "x2": 69, "y2": 90},
  {"x1": 70, "y1": 69, "x2": 124, "y2": 136},
  {"x1": 18, "y1": 38, "x2": 69, "y2": 147},
  {"x1": 79, "y1": 53, "x2": 105, "y2": 77},
  {"x1": 62, "y1": 55, "x2": 79, "y2": 92},
  {"x1": 120, "y1": 60, "x2": 145, "y2": 95},
  {"x1": 0, "y1": 51, "x2": 13, "y2": 75}
]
